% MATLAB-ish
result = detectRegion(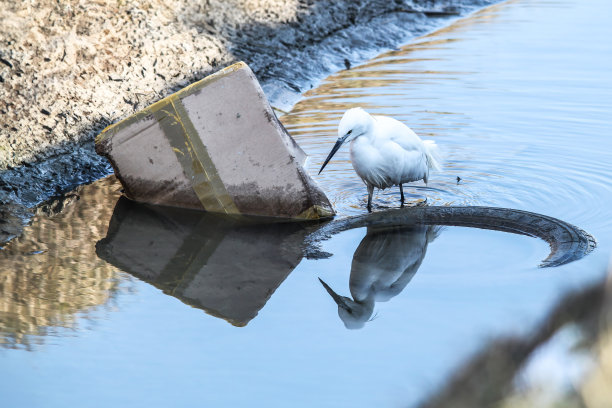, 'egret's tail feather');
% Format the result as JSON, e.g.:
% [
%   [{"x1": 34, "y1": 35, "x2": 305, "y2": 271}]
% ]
[{"x1": 423, "y1": 140, "x2": 442, "y2": 172}]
